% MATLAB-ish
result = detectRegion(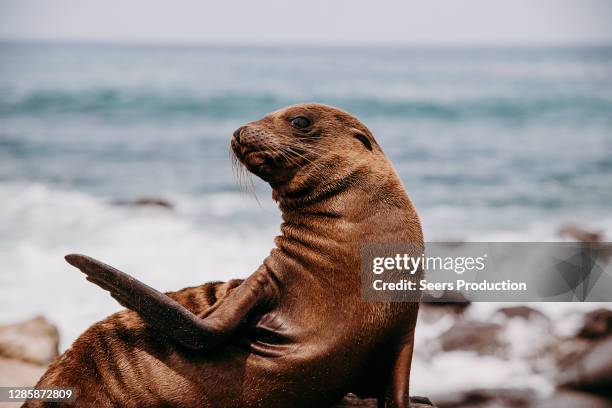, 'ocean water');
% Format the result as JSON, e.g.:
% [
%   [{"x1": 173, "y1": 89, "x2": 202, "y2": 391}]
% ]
[{"x1": 1, "y1": 42, "x2": 612, "y2": 394}]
